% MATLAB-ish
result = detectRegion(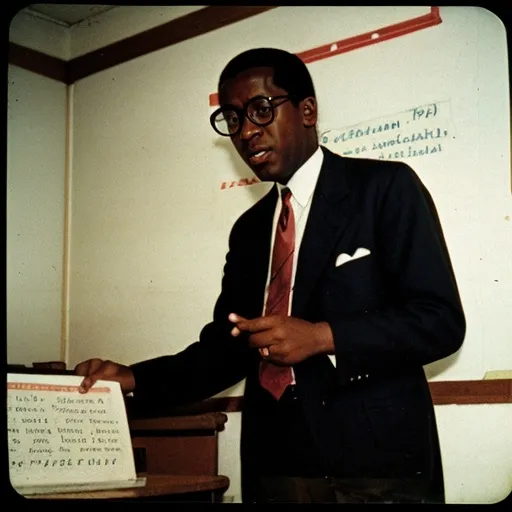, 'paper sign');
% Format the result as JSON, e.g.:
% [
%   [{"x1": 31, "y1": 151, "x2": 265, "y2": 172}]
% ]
[{"x1": 7, "y1": 373, "x2": 144, "y2": 495}]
